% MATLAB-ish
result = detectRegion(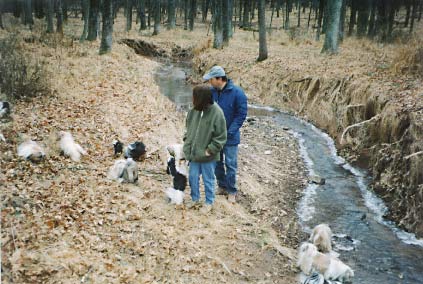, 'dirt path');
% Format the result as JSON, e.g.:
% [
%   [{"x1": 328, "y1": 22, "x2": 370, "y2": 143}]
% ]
[{"x1": 1, "y1": 20, "x2": 307, "y2": 283}]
